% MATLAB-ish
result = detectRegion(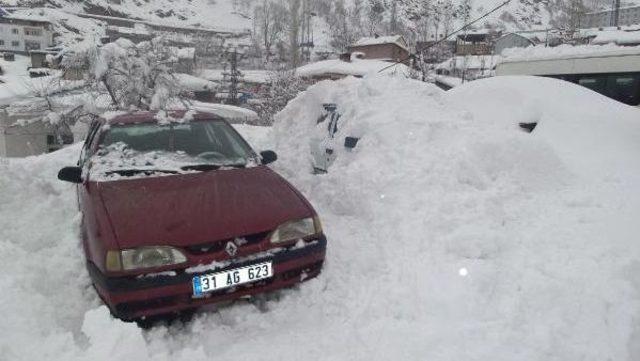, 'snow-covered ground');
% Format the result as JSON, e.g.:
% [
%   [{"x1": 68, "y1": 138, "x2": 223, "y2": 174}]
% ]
[{"x1": 1, "y1": 75, "x2": 639, "y2": 361}]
